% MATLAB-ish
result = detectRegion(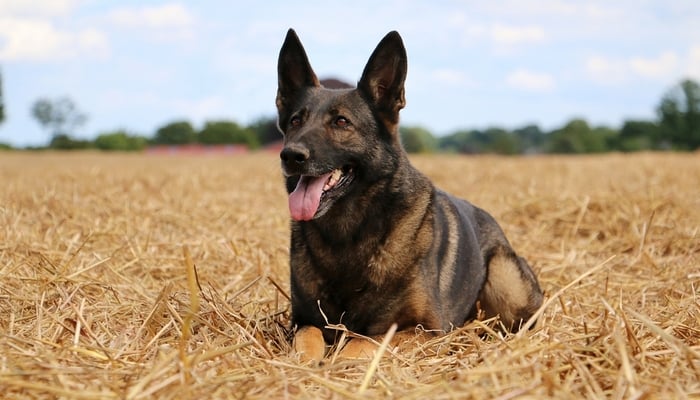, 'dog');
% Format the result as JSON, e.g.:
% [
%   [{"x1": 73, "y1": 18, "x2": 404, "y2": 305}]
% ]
[{"x1": 276, "y1": 29, "x2": 543, "y2": 362}]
